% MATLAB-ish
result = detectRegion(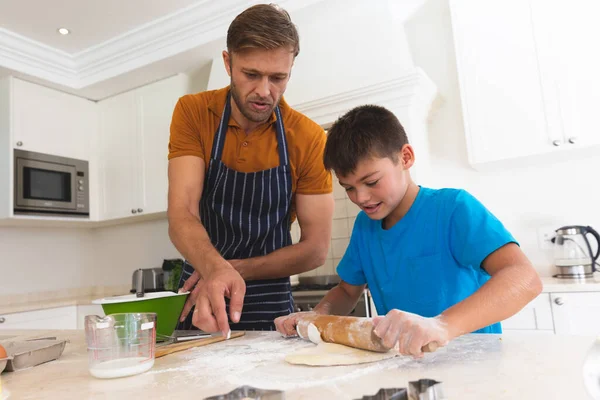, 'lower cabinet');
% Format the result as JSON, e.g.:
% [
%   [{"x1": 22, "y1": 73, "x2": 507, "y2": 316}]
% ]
[
  {"x1": 550, "y1": 292, "x2": 600, "y2": 335},
  {"x1": 0, "y1": 305, "x2": 104, "y2": 331},
  {"x1": 369, "y1": 290, "x2": 600, "y2": 336},
  {"x1": 502, "y1": 293, "x2": 555, "y2": 335}
]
